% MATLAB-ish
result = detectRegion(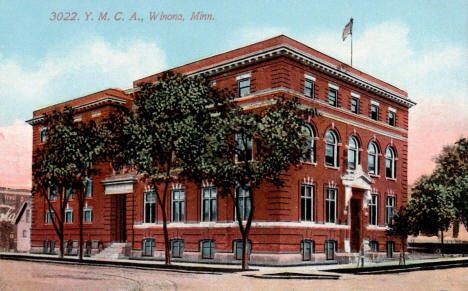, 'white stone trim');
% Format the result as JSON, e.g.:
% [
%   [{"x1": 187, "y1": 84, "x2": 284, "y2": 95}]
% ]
[
  {"x1": 304, "y1": 73, "x2": 316, "y2": 81},
  {"x1": 351, "y1": 91, "x2": 360, "y2": 98},
  {"x1": 389, "y1": 107, "x2": 397, "y2": 113},
  {"x1": 371, "y1": 99, "x2": 380, "y2": 106},
  {"x1": 135, "y1": 221, "x2": 350, "y2": 229},
  {"x1": 328, "y1": 82, "x2": 339, "y2": 90},
  {"x1": 236, "y1": 72, "x2": 251, "y2": 80}
]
